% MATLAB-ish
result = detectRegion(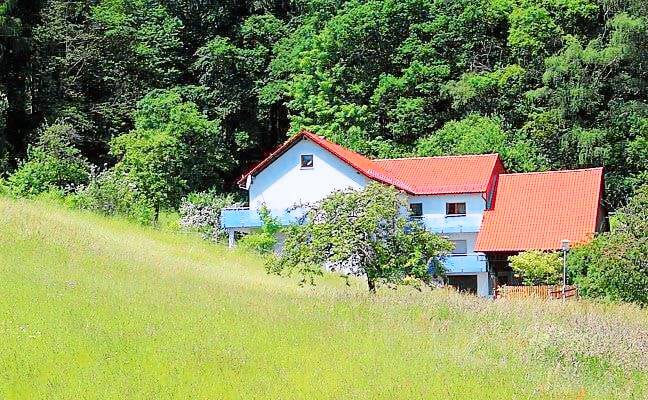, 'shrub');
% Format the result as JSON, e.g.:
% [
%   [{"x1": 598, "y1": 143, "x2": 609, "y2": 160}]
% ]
[
  {"x1": 239, "y1": 207, "x2": 281, "y2": 254},
  {"x1": 7, "y1": 124, "x2": 89, "y2": 197},
  {"x1": 0, "y1": 178, "x2": 8, "y2": 196},
  {"x1": 509, "y1": 250, "x2": 562, "y2": 286},
  {"x1": 178, "y1": 190, "x2": 237, "y2": 241},
  {"x1": 75, "y1": 168, "x2": 155, "y2": 225},
  {"x1": 569, "y1": 185, "x2": 648, "y2": 305}
]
